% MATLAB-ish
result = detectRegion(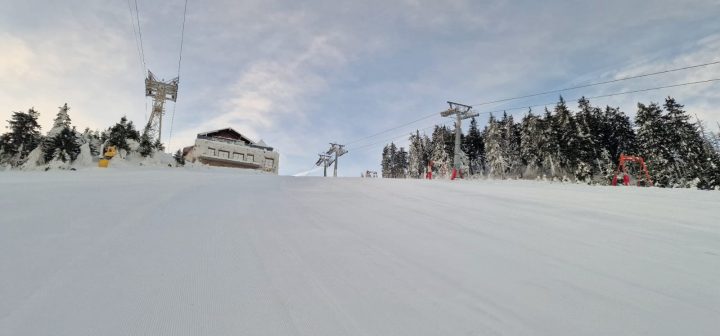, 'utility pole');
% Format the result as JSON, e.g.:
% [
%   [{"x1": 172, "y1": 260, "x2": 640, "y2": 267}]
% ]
[
  {"x1": 327, "y1": 143, "x2": 347, "y2": 177},
  {"x1": 143, "y1": 70, "x2": 179, "y2": 144},
  {"x1": 441, "y1": 101, "x2": 478, "y2": 179},
  {"x1": 316, "y1": 153, "x2": 332, "y2": 177}
]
